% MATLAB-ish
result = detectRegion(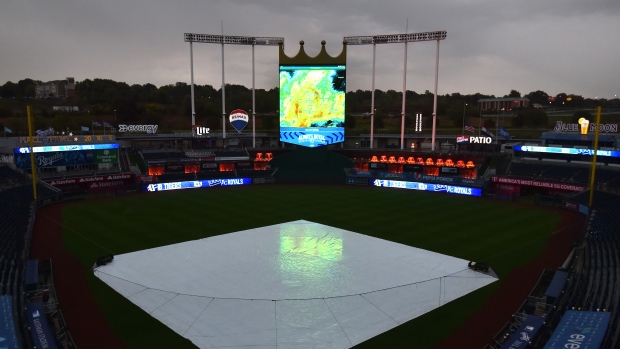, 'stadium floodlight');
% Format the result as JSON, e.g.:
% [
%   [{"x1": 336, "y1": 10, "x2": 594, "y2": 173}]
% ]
[
  {"x1": 343, "y1": 30, "x2": 446, "y2": 151},
  {"x1": 344, "y1": 31, "x2": 447, "y2": 45},
  {"x1": 184, "y1": 33, "x2": 283, "y2": 147}
]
